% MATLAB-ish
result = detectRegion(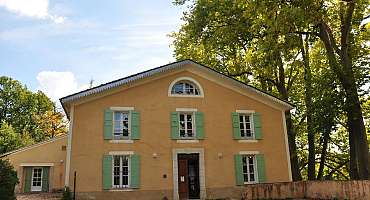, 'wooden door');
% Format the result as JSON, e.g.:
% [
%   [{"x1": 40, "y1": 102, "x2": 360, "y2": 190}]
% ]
[{"x1": 178, "y1": 159, "x2": 188, "y2": 199}]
